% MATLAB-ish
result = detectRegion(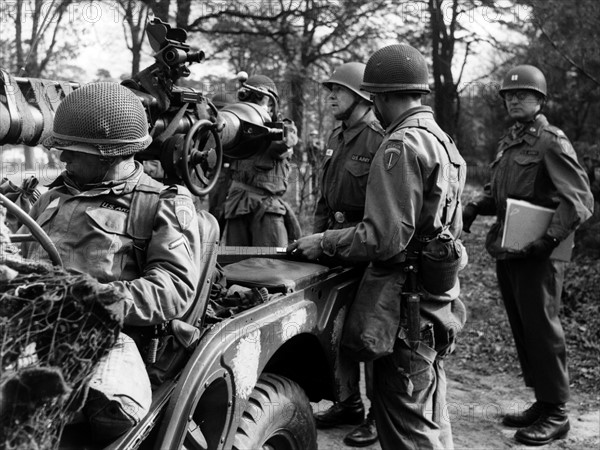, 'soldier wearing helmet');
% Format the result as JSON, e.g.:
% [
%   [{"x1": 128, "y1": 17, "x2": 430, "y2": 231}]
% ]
[
  {"x1": 289, "y1": 44, "x2": 467, "y2": 449},
  {"x1": 312, "y1": 62, "x2": 383, "y2": 447},
  {"x1": 223, "y1": 74, "x2": 300, "y2": 246},
  {"x1": 463, "y1": 65, "x2": 593, "y2": 445},
  {"x1": 21, "y1": 82, "x2": 204, "y2": 443}
]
